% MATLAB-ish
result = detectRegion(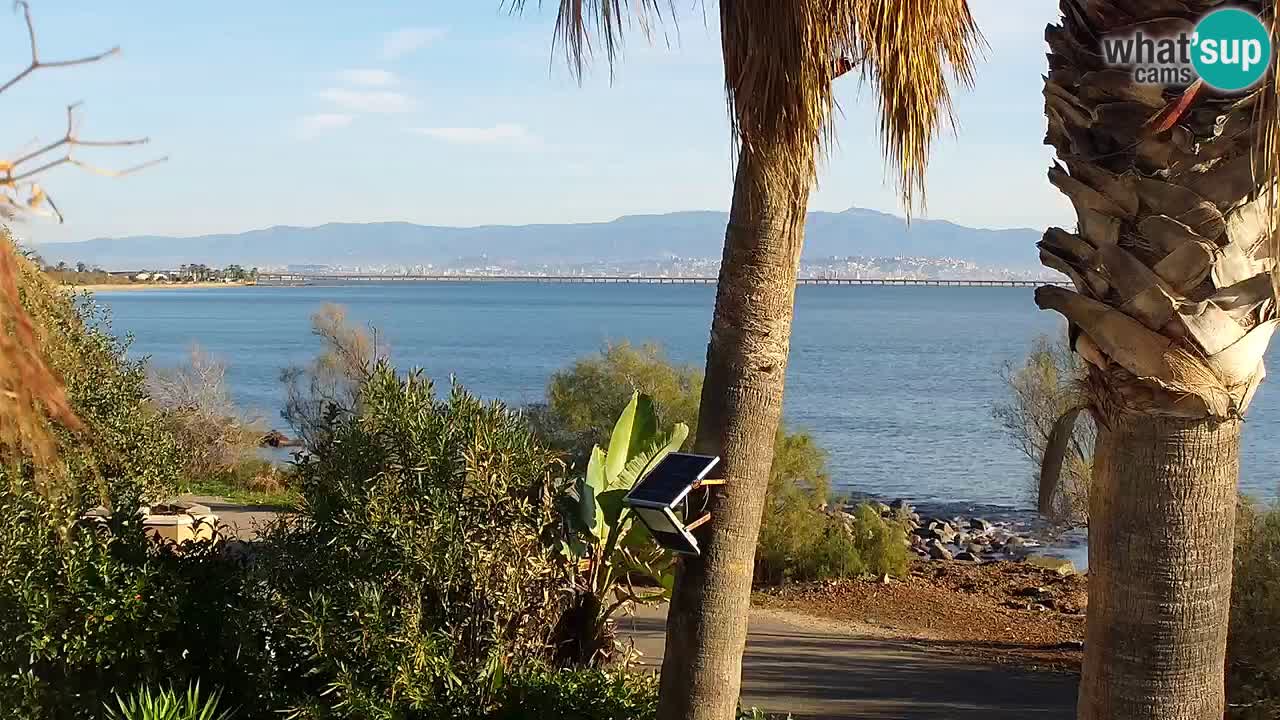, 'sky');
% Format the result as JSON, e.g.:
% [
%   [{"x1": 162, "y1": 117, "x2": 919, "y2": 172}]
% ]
[{"x1": 0, "y1": 0, "x2": 1074, "y2": 245}]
